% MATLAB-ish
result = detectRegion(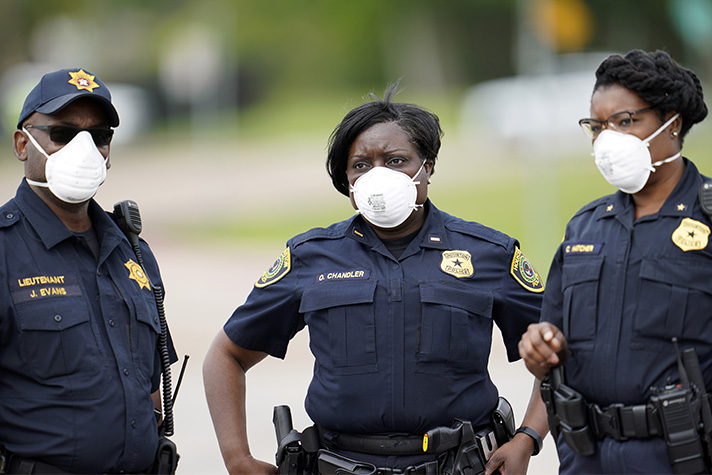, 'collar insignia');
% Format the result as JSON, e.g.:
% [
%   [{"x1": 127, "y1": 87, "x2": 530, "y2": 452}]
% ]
[
  {"x1": 510, "y1": 247, "x2": 544, "y2": 292},
  {"x1": 440, "y1": 250, "x2": 474, "y2": 279},
  {"x1": 677, "y1": 203, "x2": 687, "y2": 211},
  {"x1": 255, "y1": 247, "x2": 291, "y2": 288},
  {"x1": 125, "y1": 259, "x2": 150, "y2": 290},
  {"x1": 606, "y1": 204, "x2": 614, "y2": 212},
  {"x1": 672, "y1": 218, "x2": 710, "y2": 252},
  {"x1": 68, "y1": 69, "x2": 100, "y2": 92}
]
